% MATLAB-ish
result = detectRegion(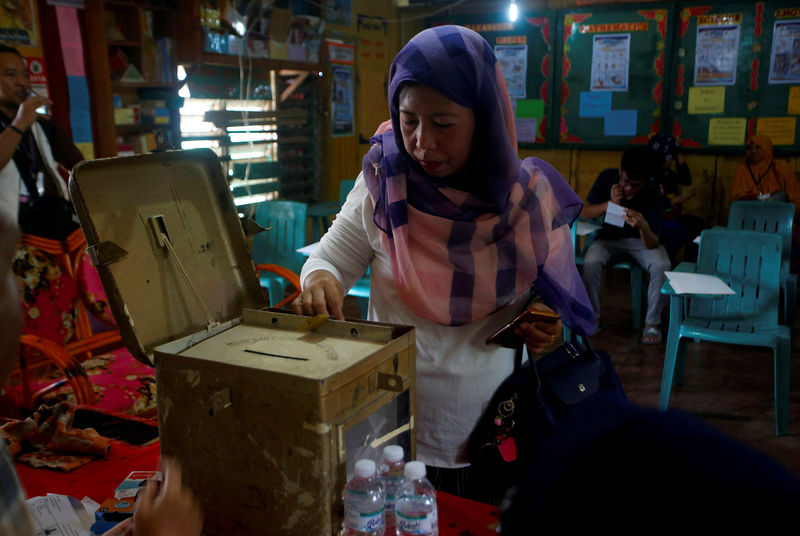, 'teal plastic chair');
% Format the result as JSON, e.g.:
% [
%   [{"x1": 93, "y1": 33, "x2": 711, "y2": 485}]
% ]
[
  {"x1": 659, "y1": 228, "x2": 790, "y2": 435},
  {"x1": 252, "y1": 200, "x2": 308, "y2": 307},
  {"x1": 566, "y1": 218, "x2": 644, "y2": 339},
  {"x1": 727, "y1": 201, "x2": 796, "y2": 329},
  {"x1": 307, "y1": 179, "x2": 357, "y2": 241}
]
